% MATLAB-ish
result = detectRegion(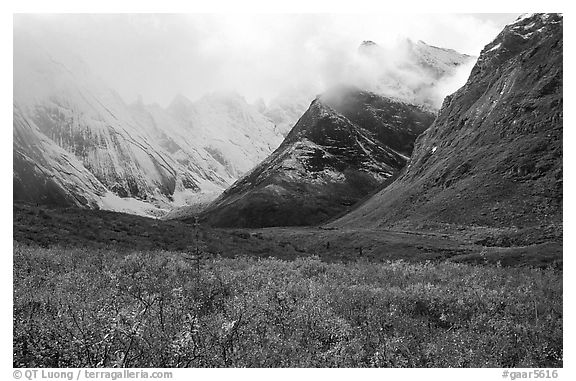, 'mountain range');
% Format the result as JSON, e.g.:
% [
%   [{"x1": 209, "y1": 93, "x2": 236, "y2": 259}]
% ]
[
  {"x1": 166, "y1": 40, "x2": 473, "y2": 222},
  {"x1": 13, "y1": 32, "x2": 283, "y2": 217},
  {"x1": 16, "y1": 24, "x2": 525, "y2": 225}
]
